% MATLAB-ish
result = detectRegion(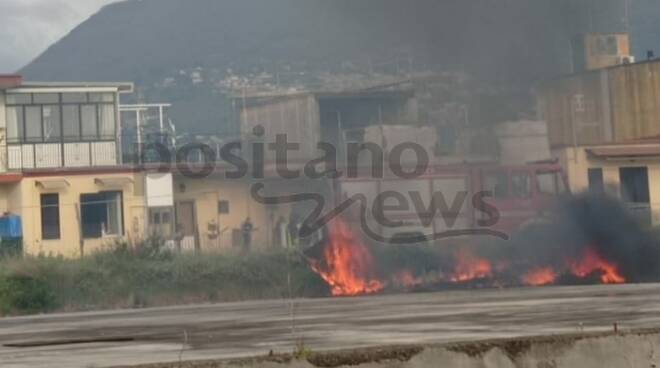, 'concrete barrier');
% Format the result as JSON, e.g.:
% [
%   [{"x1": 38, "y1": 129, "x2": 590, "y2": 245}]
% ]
[{"x1": 121, "y1": 328, "x2": 660, "y2": 368}]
